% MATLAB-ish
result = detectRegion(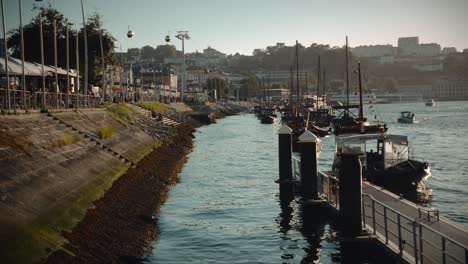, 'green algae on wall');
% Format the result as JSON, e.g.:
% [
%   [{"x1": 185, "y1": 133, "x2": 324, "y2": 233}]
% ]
[
  {"x1": 137, "y1": 102, "x2": 174, "y2": 113},
  {"x1": 126, "y1": 139, "x2": 161, "y2": 163},
  {"x1": 0, "y1": 163, "x2": 128, "y2": 264}
]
